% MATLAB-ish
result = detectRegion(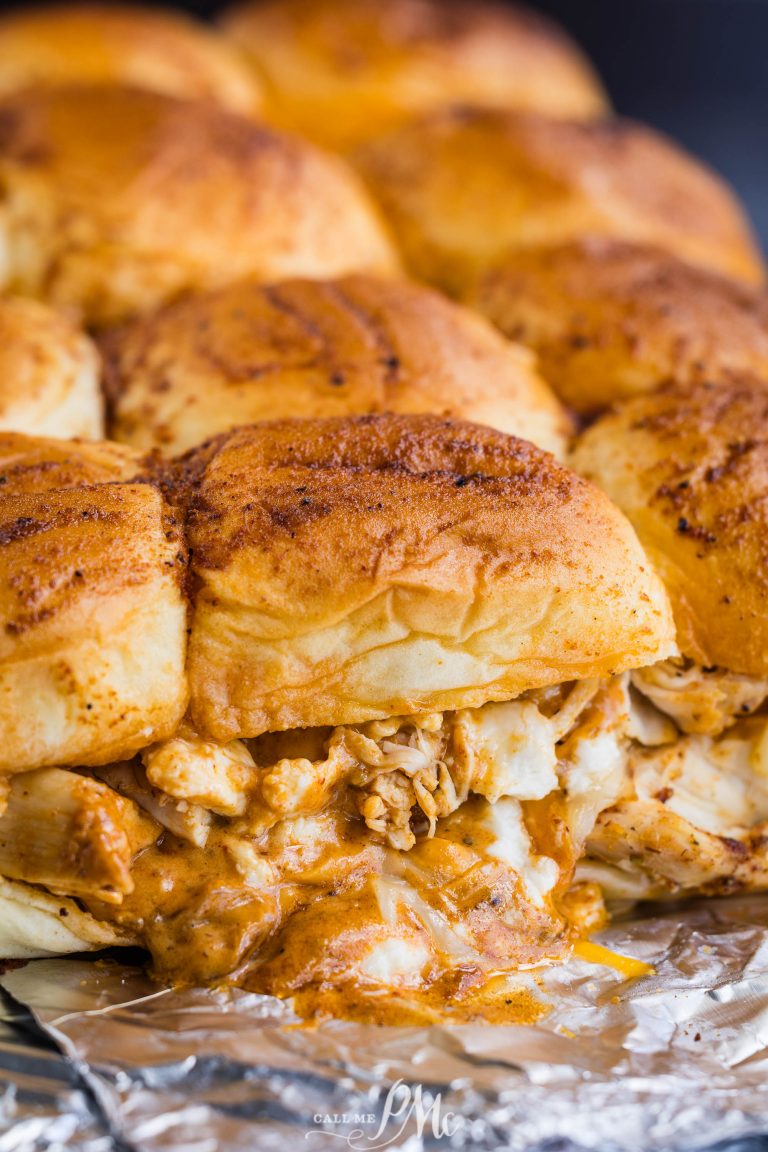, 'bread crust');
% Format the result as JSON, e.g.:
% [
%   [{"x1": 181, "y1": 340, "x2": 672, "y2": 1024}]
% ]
[
  {"x1": 352, "y1": 108, "x2": 764, "y2": 295},
  {"x1": 182, "y1": 414, "x2": 674, "y2": 740},
  {"x1": 469, "y1": 239, "x2": 768, "y2": 415},
  {"x1": 0, "y1": 434, "x2": 188, "y2": 773},
  {"x1": 0, "y1": 85, "x2": 399, "y2": 326},
  {"x1": 0, "y1": 296, "x2": 103, "y2": 437},
  {"x1": 572, "y1": 381, "x2": 768, "y2": 675},
  {"x1": 101, "y1": 273, "x2": 570, "y2": 457},
  {"x1": 0, "y1": 431, "x2": 140, "y2": 492},
  {"x1": 0, "y1": 2, "x2": 262, "y2": 114},
  {"x1": 222, "y1": 0, "x2": 606, "y2": 148}
]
